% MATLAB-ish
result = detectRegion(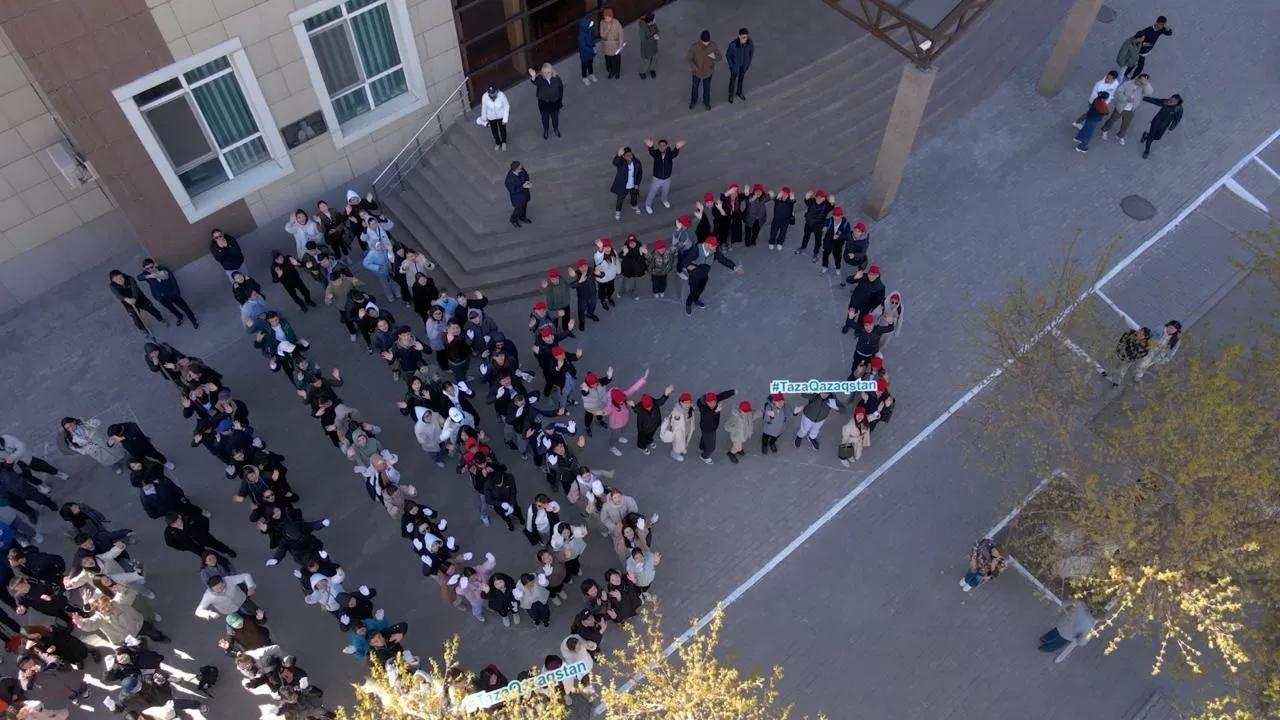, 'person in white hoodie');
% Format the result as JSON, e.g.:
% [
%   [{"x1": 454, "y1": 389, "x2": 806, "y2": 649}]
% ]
[
  {"x1": 304, "y1": 571, "x2": 348, "y2": 628},
  {"x1": 440, "y1": 407, "x2": 474, "y2": 455},
  {"x1": 1073, "y1": 71, "x2": 1121, "y2": 128},
  {"x1": 412, "y1": 407, "x2": 447, "y2": 467},
  {"x1": 557, "y1": 634, "x2": 595, "y2": 704},
  {"x1": 285, "y1": 209, "x2": 322, "y2": 258},
  {"x1": 479, "y1": 85, "x2": 510, "y2": 151}
]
